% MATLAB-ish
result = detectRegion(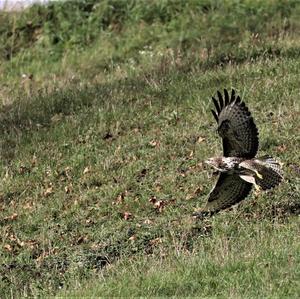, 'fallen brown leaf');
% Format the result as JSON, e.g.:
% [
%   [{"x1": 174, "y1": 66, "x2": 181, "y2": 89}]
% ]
[
  {"x1": 3, "y1": 213, "x2": 18, "y2": 221},
  {"x1": 43, "y1": 186, "x2": 53, "y2": 197},
  {"x1": 154, "y1": 200, "x2": 165, "y2": 211},
  {"x1": 149, "y1": 237, "x2": 162, "y2": 246},
  {"x1": 113, "y1": 191, "x2": 129, "y2": 205},
  {"x1": 149, "y1": 196, "x2": 157, "y2": 204},
  {"x1": 83, "y1": 166, "x2": 90, "y2": 175},
  {"x1": 75, "y1": 236, "x2": 88, "y2": 245},
  {"x1": 31, "y1": 154, "x2": 37, "y2": 167},
  {"x1": 102, "y1": 132, "x2": 113, "y2": 140},
  {"x1": 276, "y1": 144, "x2": 287, "y2": 153},
  {"x1": 197, "y1": 136, "x2": 206, "y2": 143},
  {"x1": 3, "y1": 244, "x2": 13, "y2": 252},
  {"x1": 144, "y1": 219, "x2": 153, "y2": 225},
  {"x1": 25, "y1": 239, "x2": 38, "y2": 250},
  {"x1": 149, "y1": 196, "x2": 175, "y2": 212},
  {"x1": 128, "y1": 235, "x2": 136, "y2": 241},
  {"x1": 123, "y1": 212, "x2": 133, "y2": 220},
  {"x1": 65, "y1": 184, "x2": 72, "y2": 194},
  {"x1": 18, "y1": 165, "x2": 31, "y2": 175},
  {"x1": 85, "y1": 218, "x2": 96, "y2": 225},
  {"x1": 149, "y1": 140, "x2": 160, "y2": 147}
]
